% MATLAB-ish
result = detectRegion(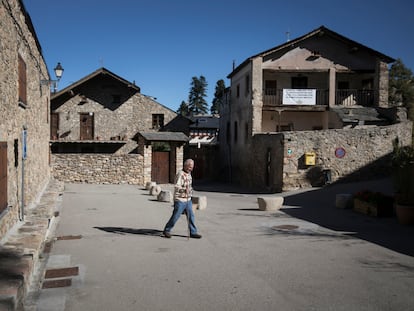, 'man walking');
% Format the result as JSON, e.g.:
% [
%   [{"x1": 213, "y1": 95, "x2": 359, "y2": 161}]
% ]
[{"x1": 163, "y1": 159, "x2": 202, "y2": 239}]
